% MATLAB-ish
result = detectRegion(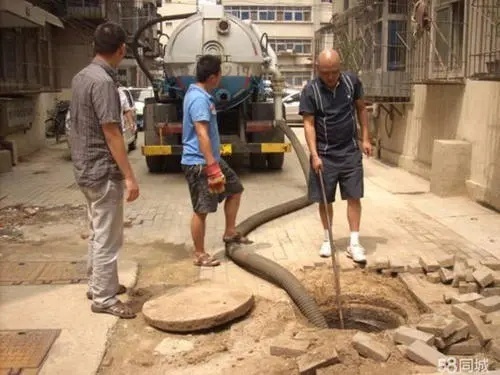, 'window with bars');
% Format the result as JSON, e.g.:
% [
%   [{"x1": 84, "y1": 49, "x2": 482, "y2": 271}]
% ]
[
  {"x1": 225, "y1": 6, "x2": 311, "y2": 22},
  {"x1": 434, "y1": 0, "x2": 465, "y2": 71},
  {"x1": 0, "y1": 26, "x2": 53, "y2": 93},
  {"x1": 269, "y1": 39, "x2": 312, "y2": 54},
  {"x1": 387, "y1": 20, "x2": 406, "y2": 71}
]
